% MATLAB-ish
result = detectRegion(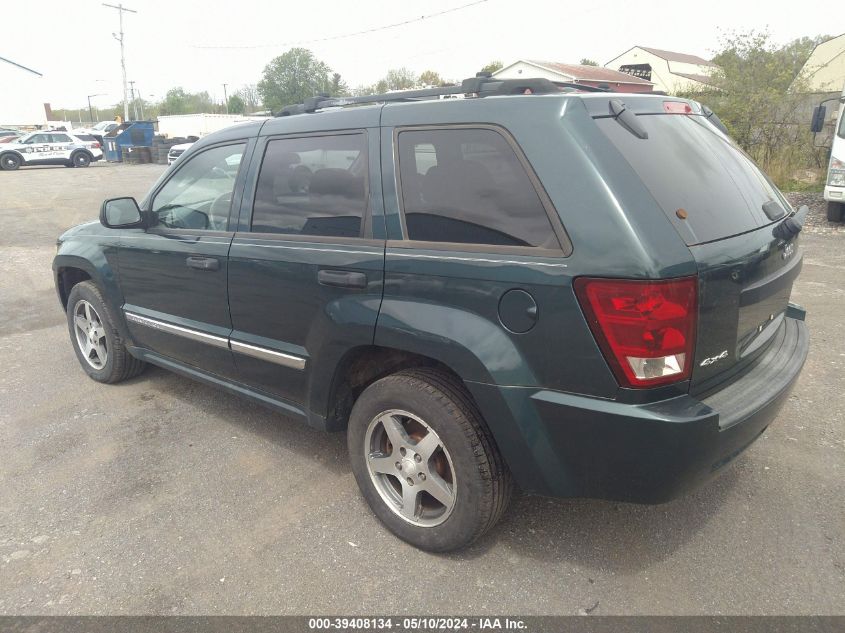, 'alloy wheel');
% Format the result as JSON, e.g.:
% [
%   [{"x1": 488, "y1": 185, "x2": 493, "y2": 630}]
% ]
[
  {"x1": 364, "y1": 409, "x2": 457, "y2": 527},
  {"x1": 73, "y1": 300, "x2": 108, "y2": 369}
]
